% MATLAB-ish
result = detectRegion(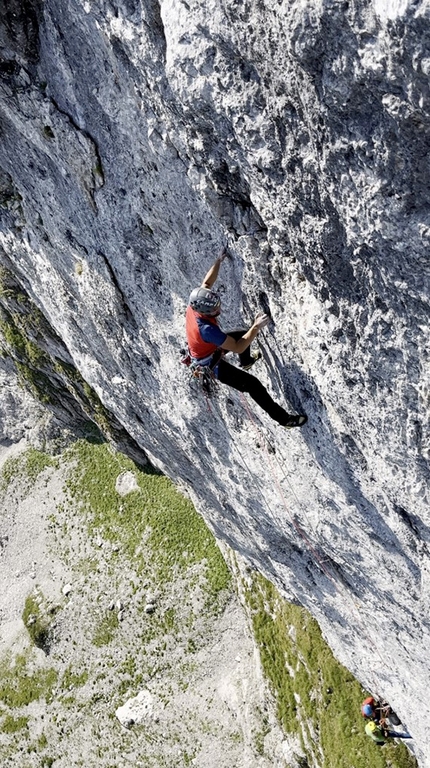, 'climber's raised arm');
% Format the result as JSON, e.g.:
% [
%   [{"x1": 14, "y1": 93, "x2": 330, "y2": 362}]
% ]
[{"x1": 202, "y1": 248, "x2": 228, "y2": 288}]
